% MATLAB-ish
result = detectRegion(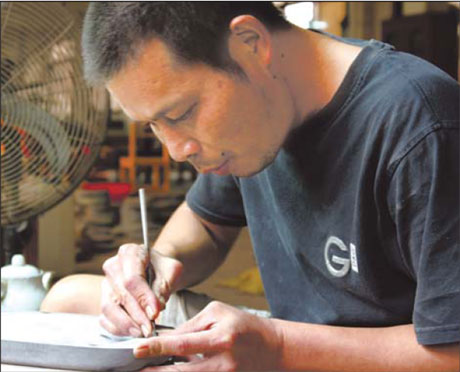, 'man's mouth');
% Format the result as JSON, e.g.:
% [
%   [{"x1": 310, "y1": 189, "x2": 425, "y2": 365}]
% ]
[{"x1": 201, "y1": 159, "x2": 230, "y2": 175}]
